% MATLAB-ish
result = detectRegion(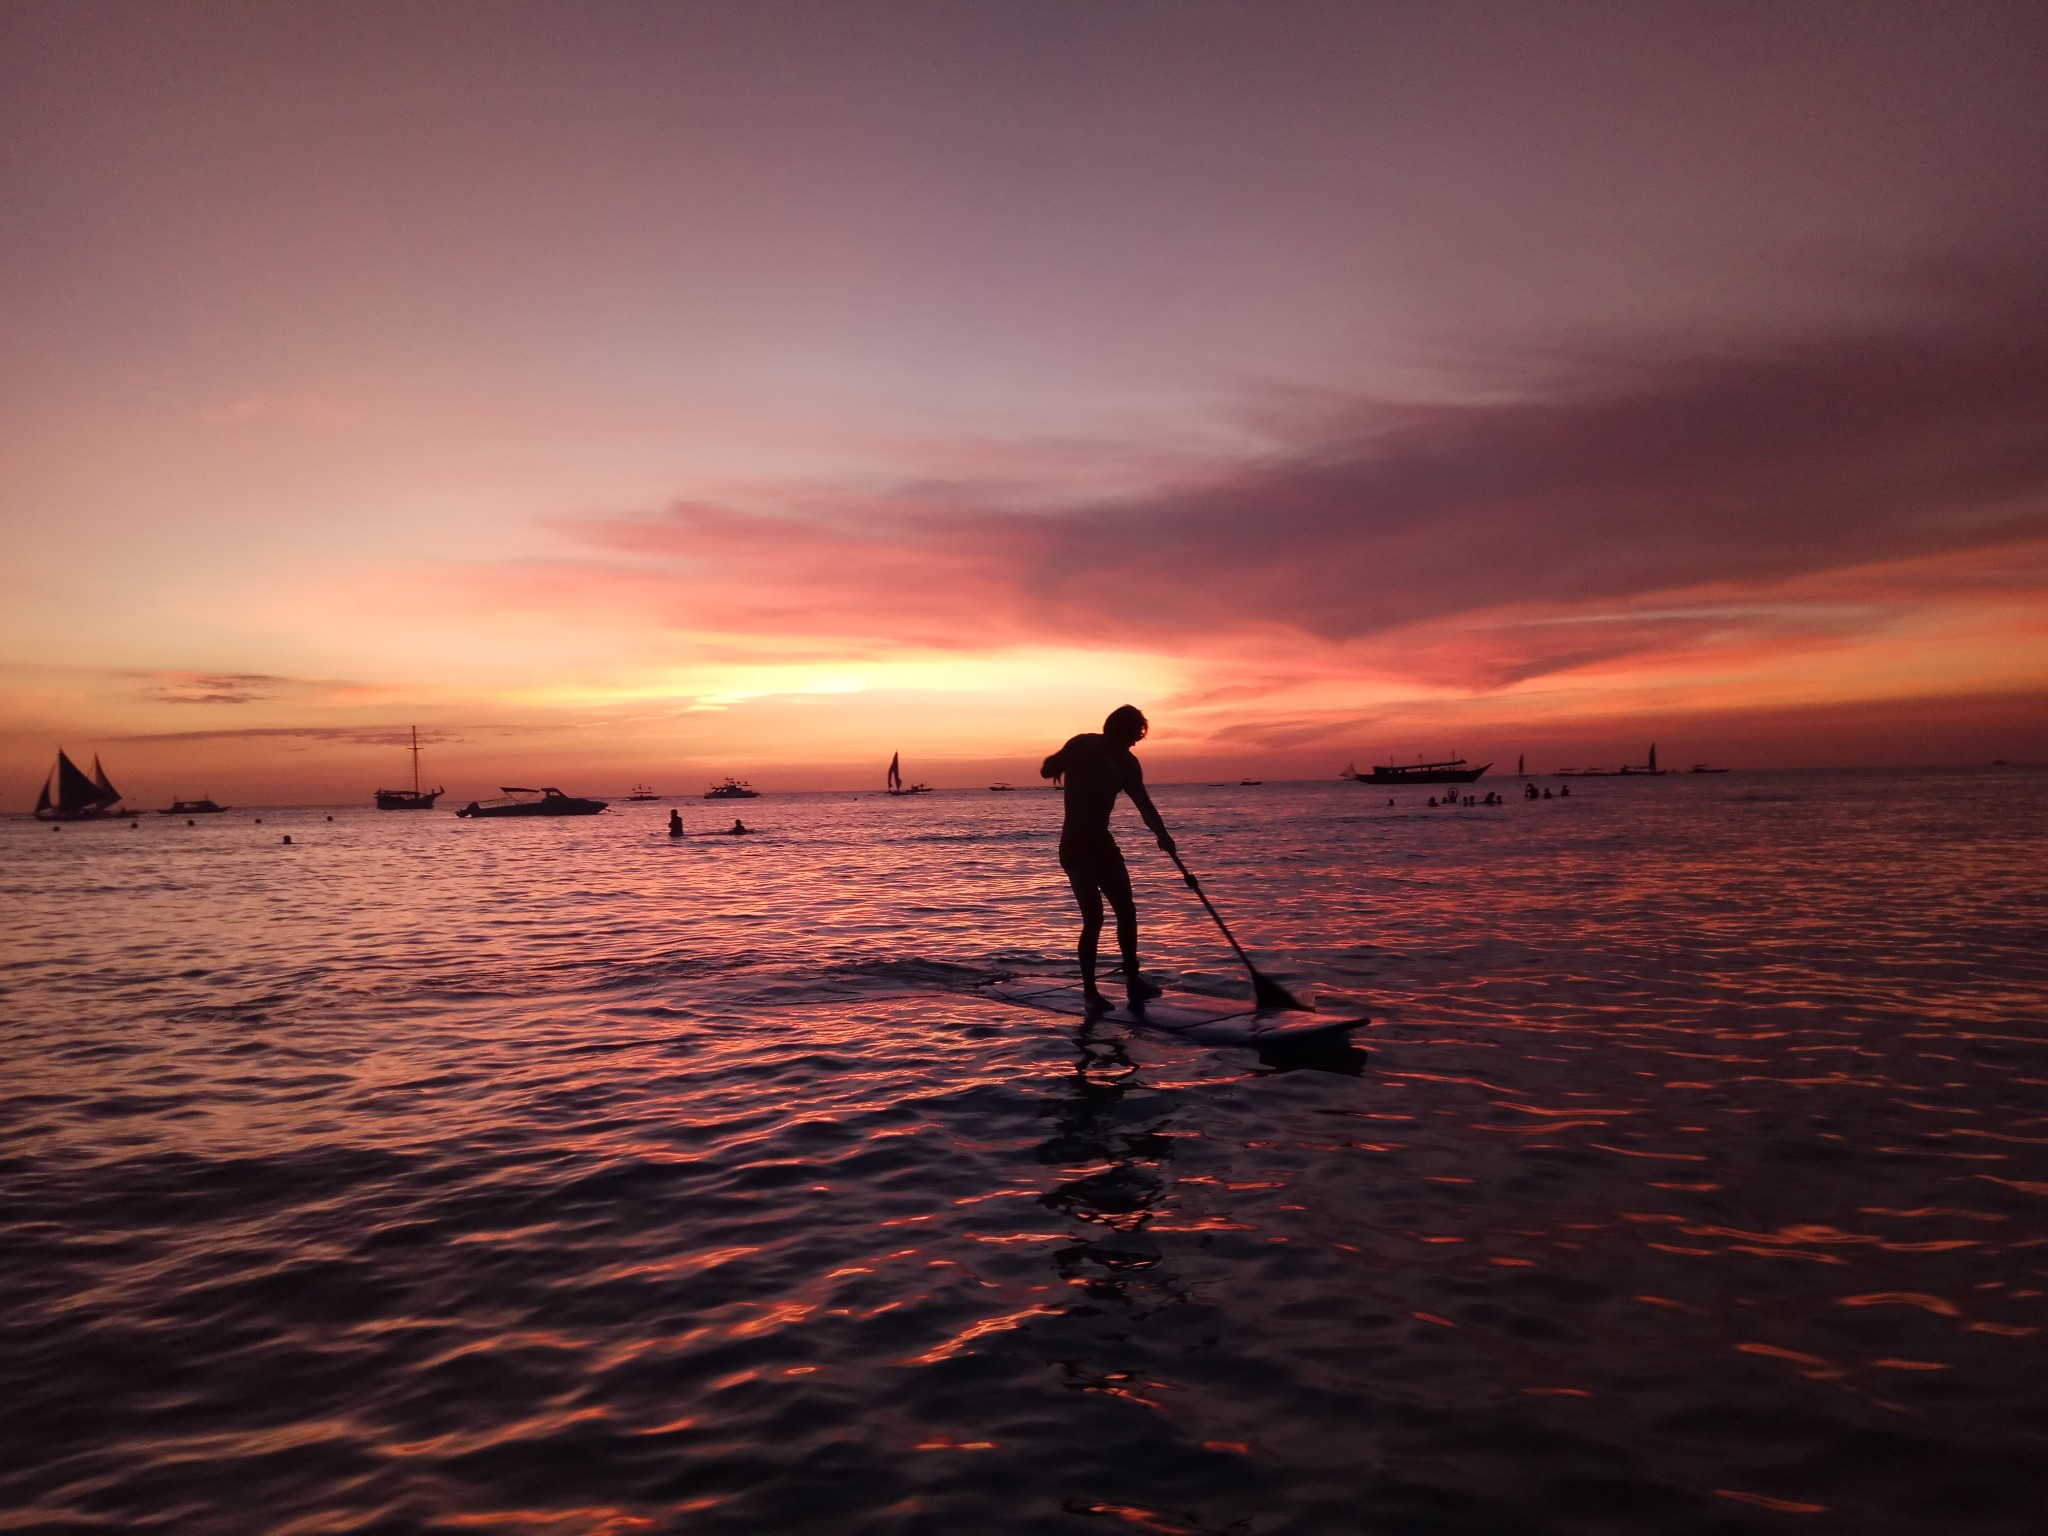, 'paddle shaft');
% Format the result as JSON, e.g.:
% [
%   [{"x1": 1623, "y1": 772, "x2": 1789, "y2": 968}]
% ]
[
  {"x1": 1166, "y1": 849, "x2": 1256, "y2": 964},
  {"x1": 1165, "y1": 847, "x2": 1309, "y2": 1010}
]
